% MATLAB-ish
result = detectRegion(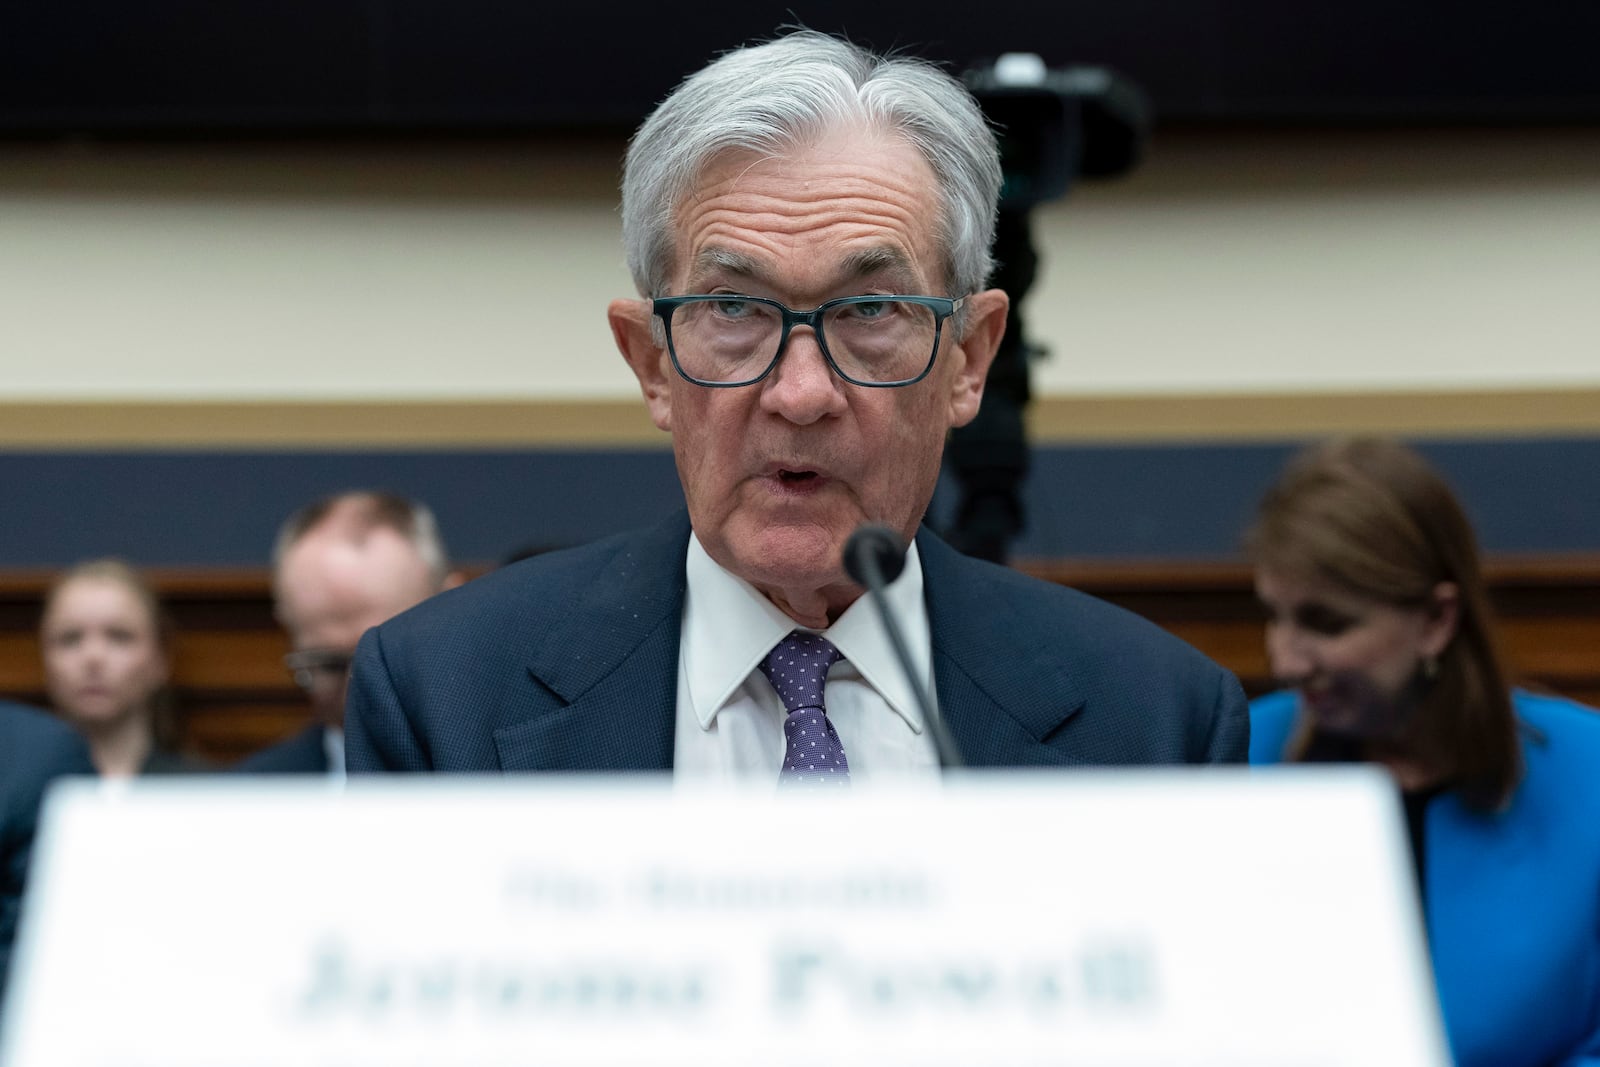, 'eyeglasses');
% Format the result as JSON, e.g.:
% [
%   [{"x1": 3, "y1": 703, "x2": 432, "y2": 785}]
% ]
[
  {"x1": 652, "y1": 294, "x2": 965, "y2": 388},
  {"x1": 283, "y1": 648, "x2": 354, "y2": 693}
]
